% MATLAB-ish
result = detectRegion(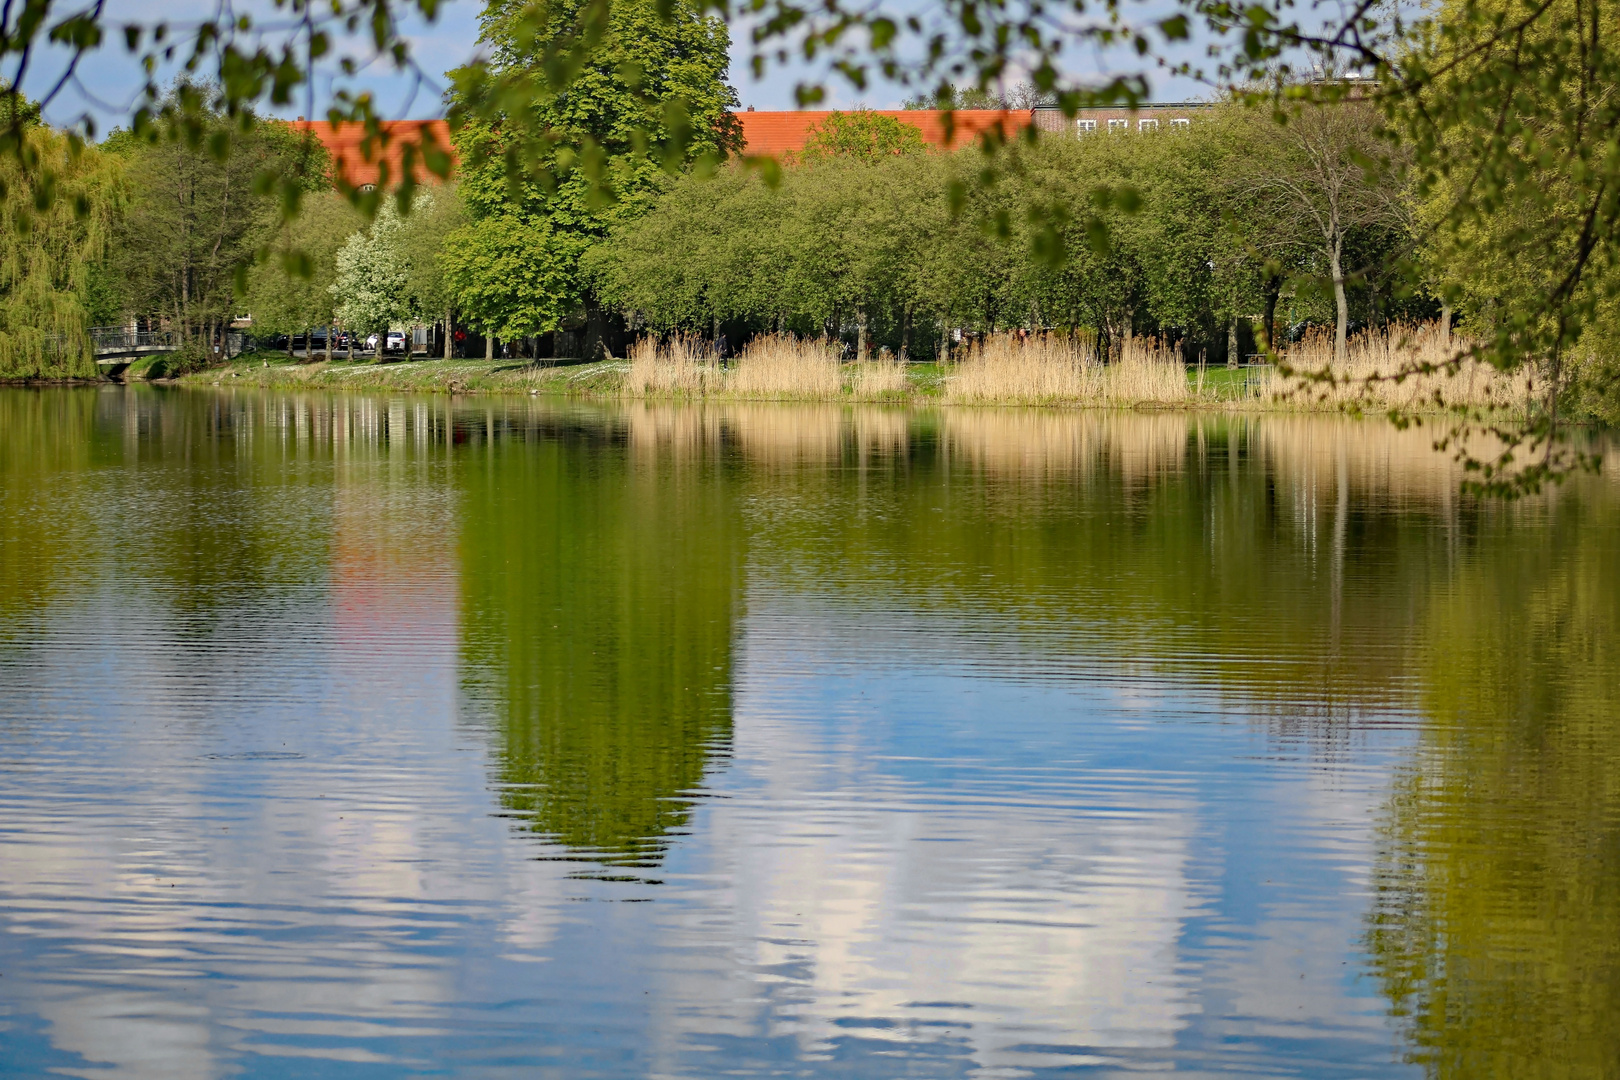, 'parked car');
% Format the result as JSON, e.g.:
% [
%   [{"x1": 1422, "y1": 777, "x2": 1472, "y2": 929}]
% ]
[{"x1": 386, "y1": 330, "x2": 406, "y2": 353}]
